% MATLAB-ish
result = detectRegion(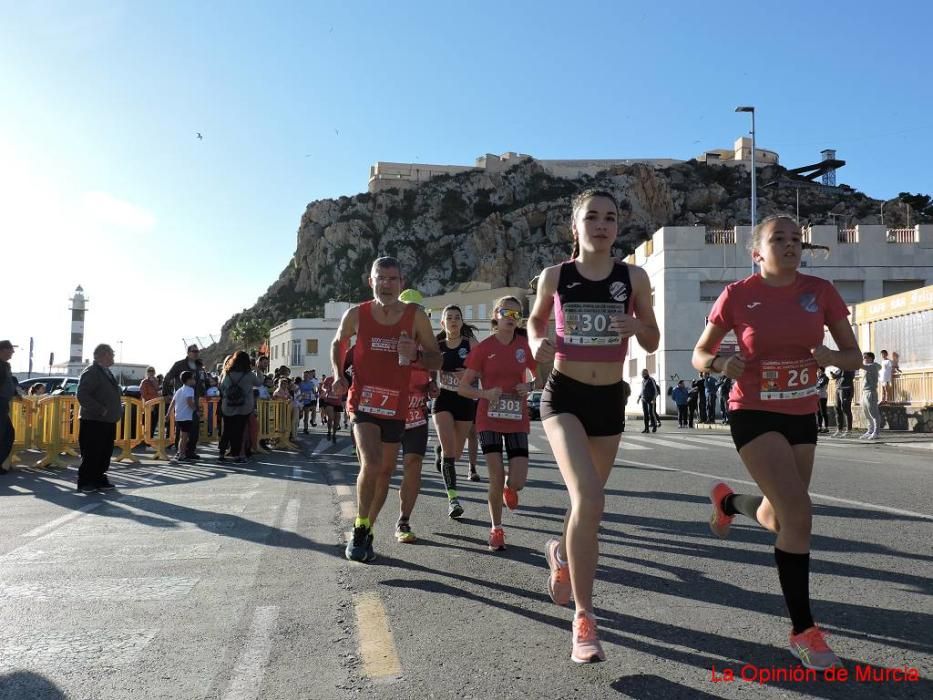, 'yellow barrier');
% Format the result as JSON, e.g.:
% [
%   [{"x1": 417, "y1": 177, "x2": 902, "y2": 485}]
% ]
[{"x1": 2, "y1": 396, "x2": 299, "y2": 470}]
